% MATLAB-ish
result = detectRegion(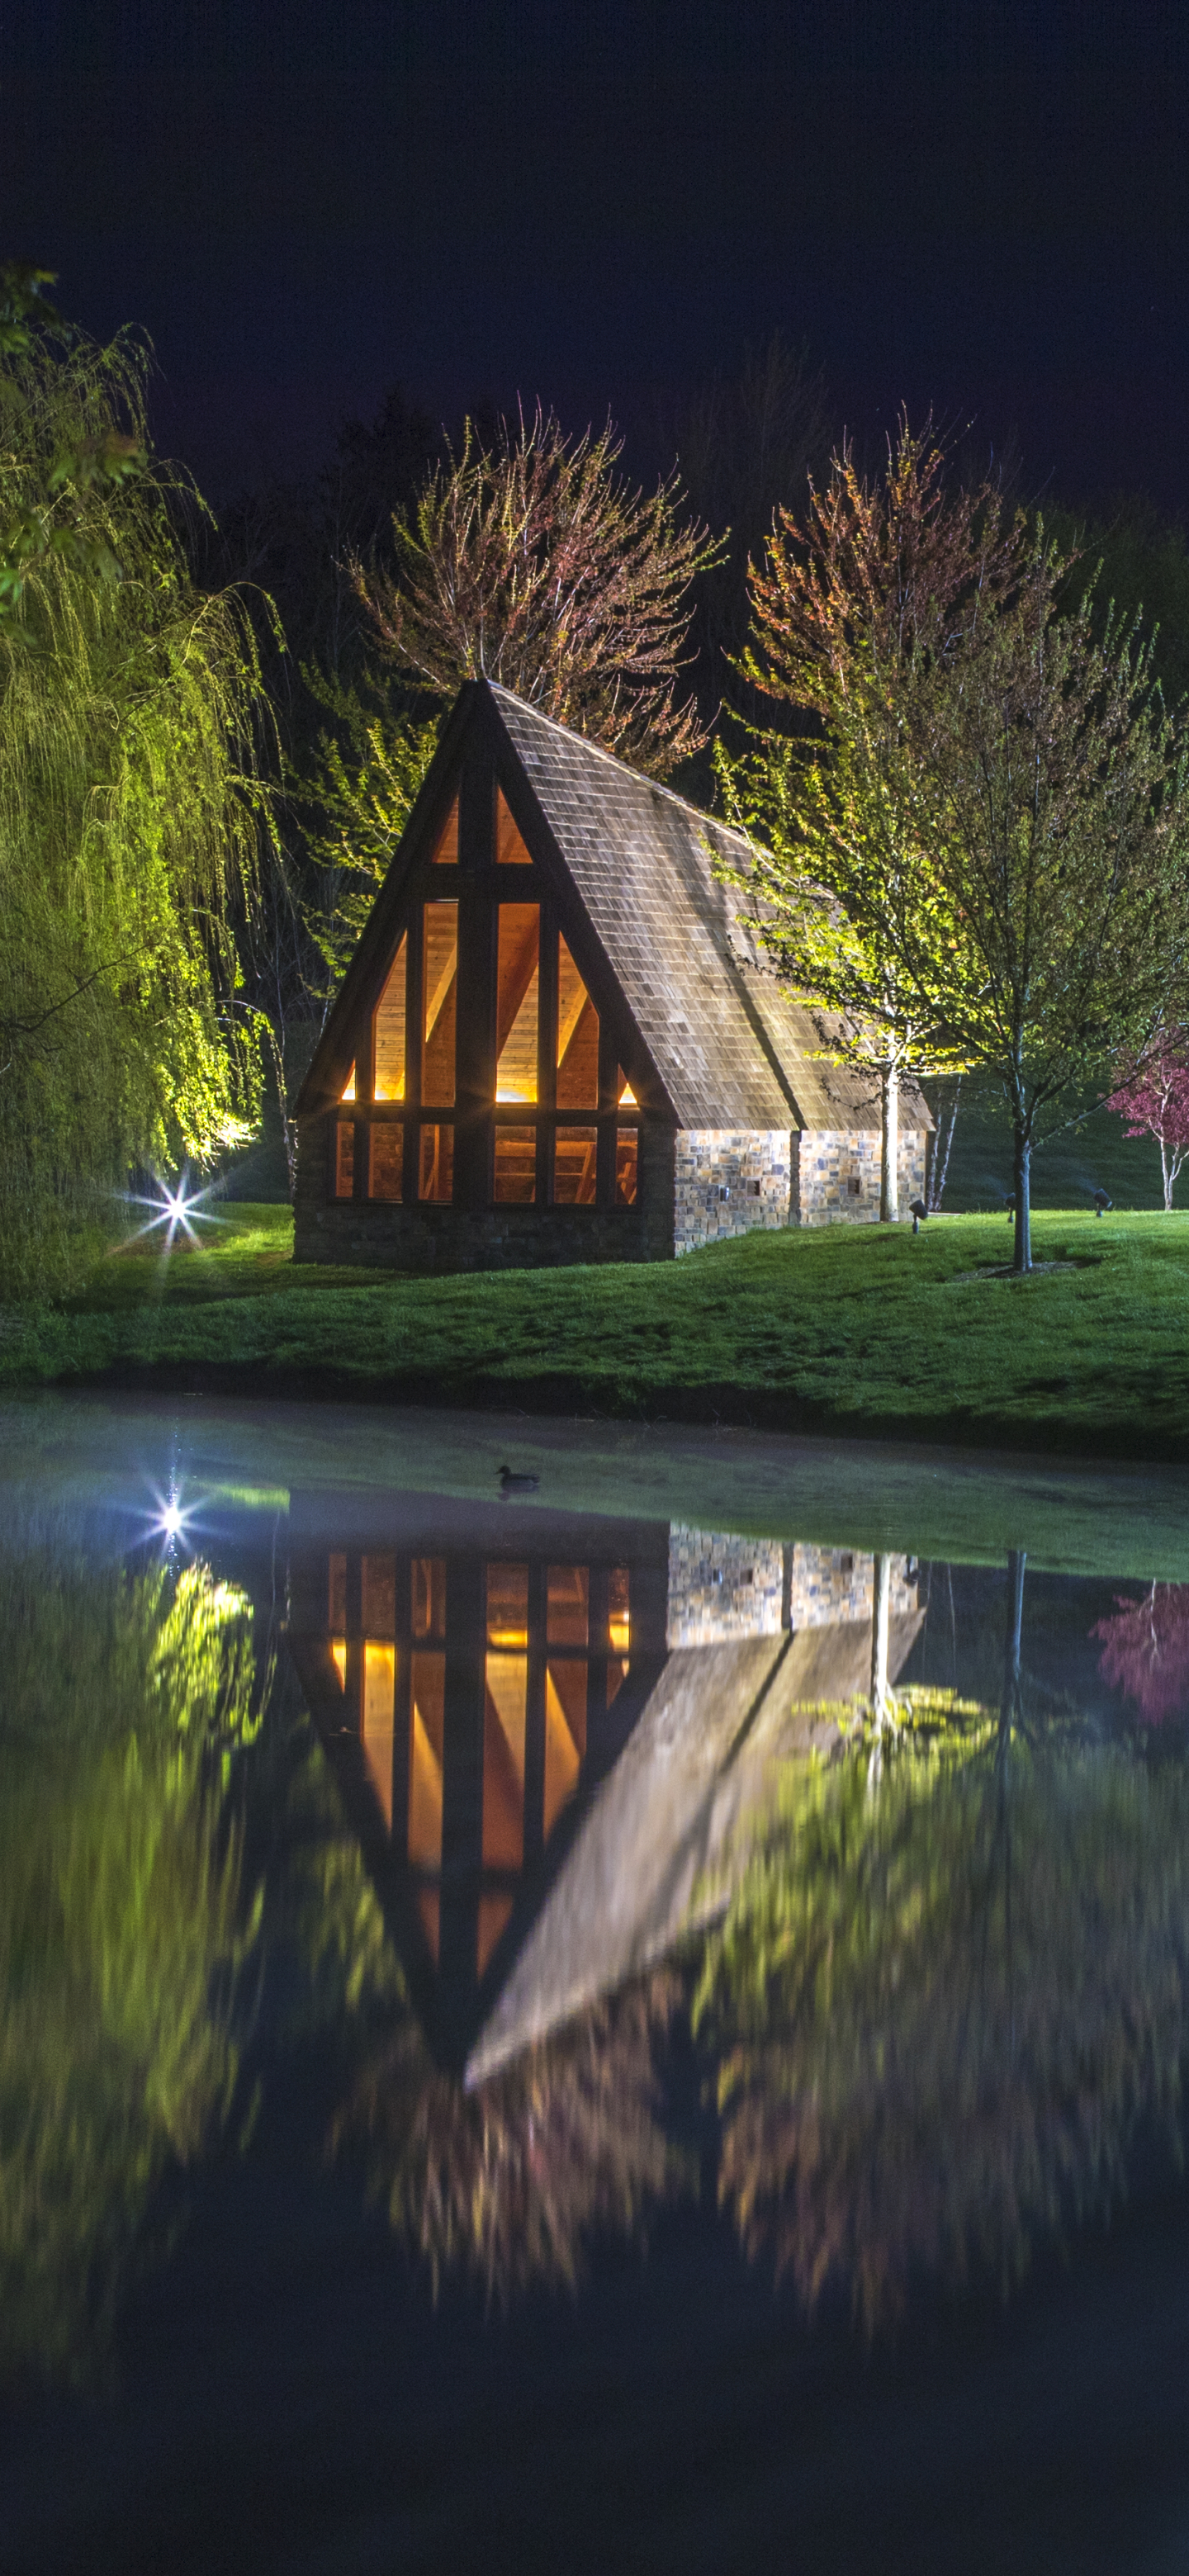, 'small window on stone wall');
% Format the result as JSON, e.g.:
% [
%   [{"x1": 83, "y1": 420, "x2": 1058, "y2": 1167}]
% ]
[
  {"x1": 554, "y1": 1127, "x2": 597, "y2": 1205},
  {"x1": 369, "y1": 1124, "x2": 403, "y2": 1200},
  {"x1": 615, "y1": 1127, "x2": 638, "y2": 1205},
  {"x1": 494, "y1": 1126, "x2": 537, "y2": 1204},
  {"x1": 848, "y1": 1176, "x2": 863, "y2": 1197},
  {"x1": 334, "y1": 1121, "x2": 354, "y2": 1198}
]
